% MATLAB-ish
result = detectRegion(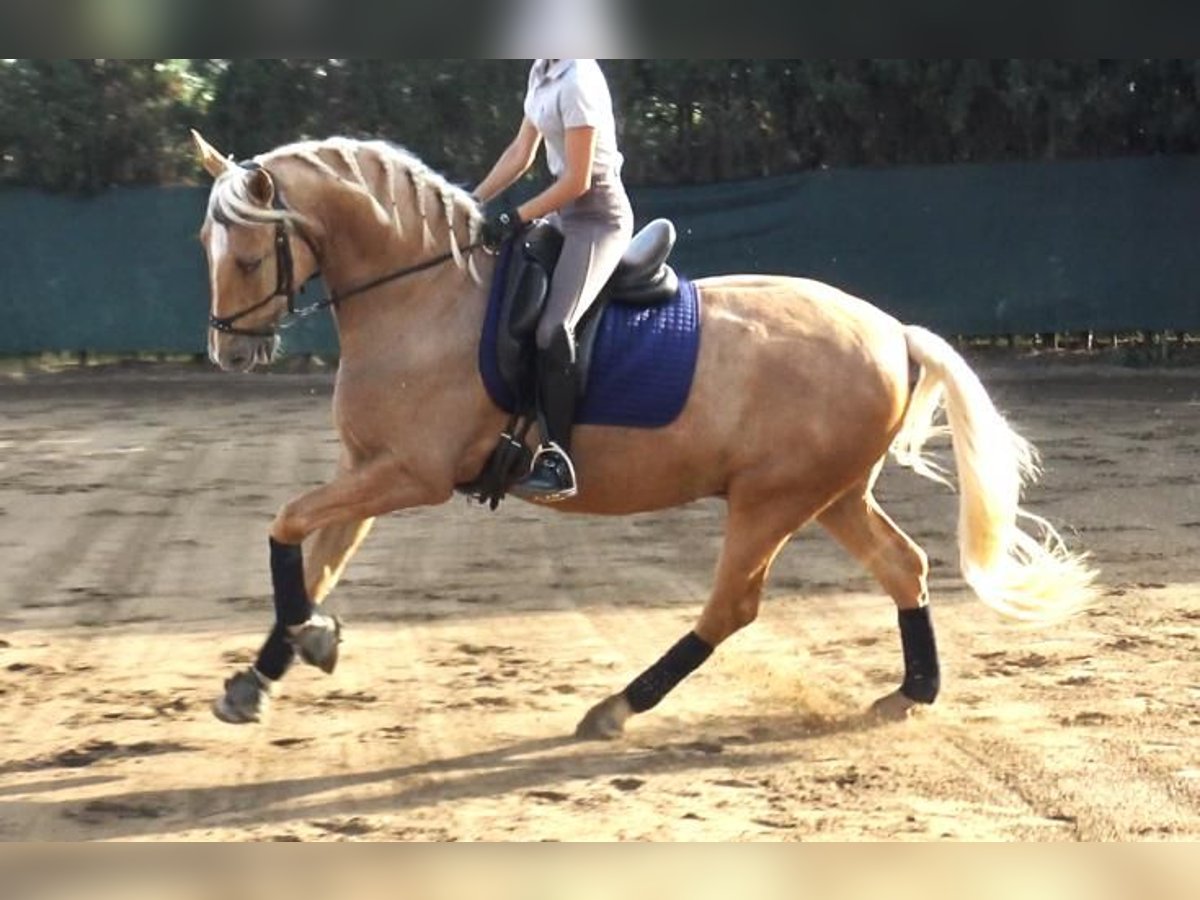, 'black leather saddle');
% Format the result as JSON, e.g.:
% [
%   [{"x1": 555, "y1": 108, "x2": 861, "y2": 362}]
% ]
[
  {"x1": 493, "y1": 217, "x2": 678, "y2": 416},
  {"x1": 460, "y1": 218, "x2": 678, "y2": 509}
]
